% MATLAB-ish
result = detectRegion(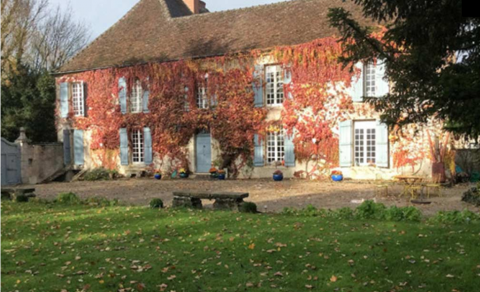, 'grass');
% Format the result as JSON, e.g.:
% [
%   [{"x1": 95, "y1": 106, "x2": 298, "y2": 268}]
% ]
[{"x1": 2, "y1": 201, "x2": 480, "y2": 292}]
